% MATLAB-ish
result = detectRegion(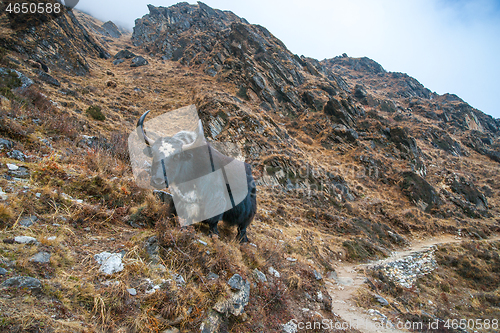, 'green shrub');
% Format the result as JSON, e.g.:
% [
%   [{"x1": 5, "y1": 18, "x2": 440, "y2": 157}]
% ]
[
  {"x1": 86, "y1": 105, "x2": 105, "y2": 121},
  {"x1": 0, "y1": 69, "x2": 22, "y2": 99}
]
